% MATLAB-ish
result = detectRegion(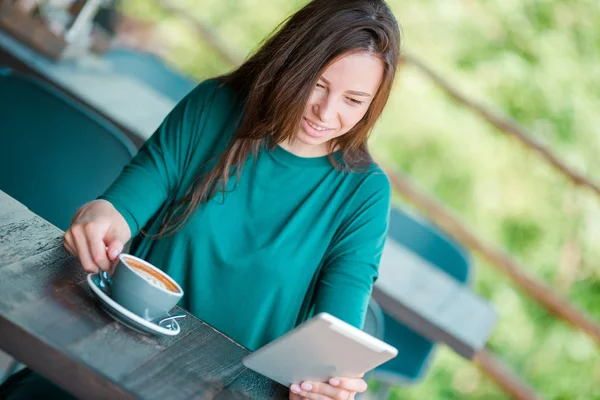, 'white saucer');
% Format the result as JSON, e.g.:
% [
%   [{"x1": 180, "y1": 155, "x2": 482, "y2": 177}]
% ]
[{"x1": 87, "y1": 273, "x2": 181, "y2": 336}]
